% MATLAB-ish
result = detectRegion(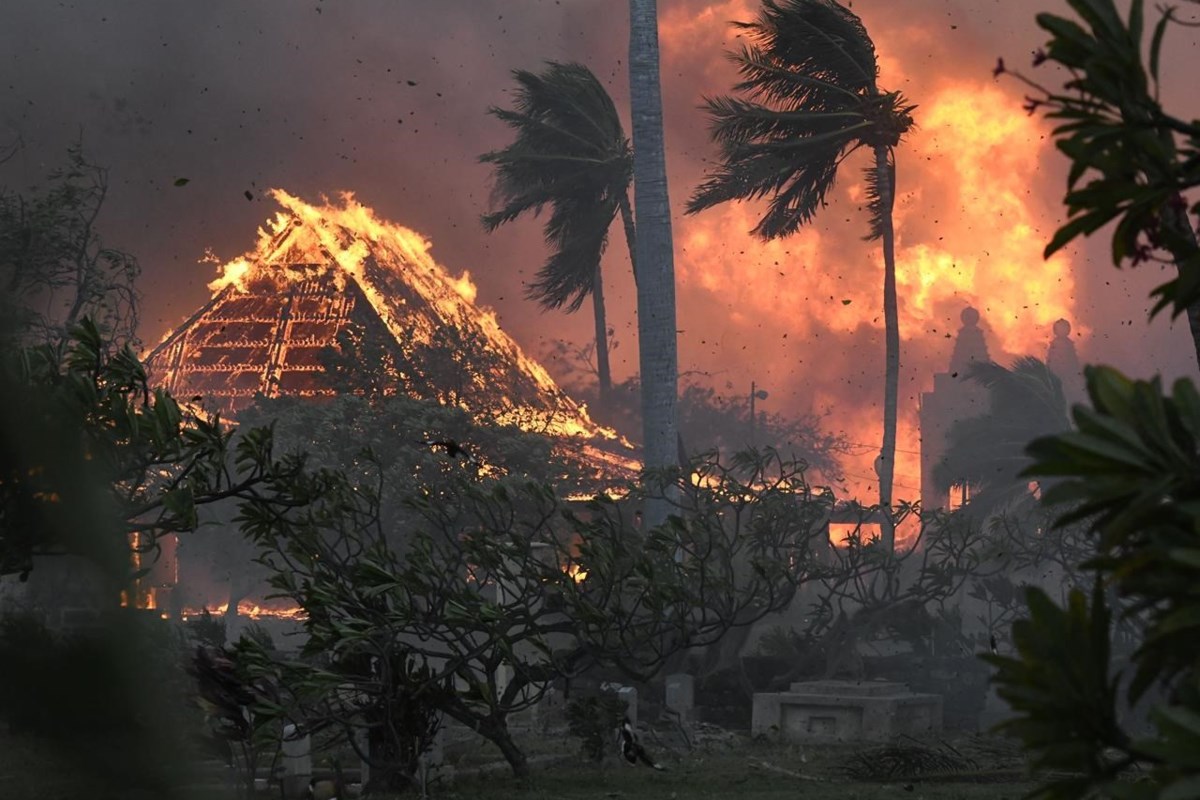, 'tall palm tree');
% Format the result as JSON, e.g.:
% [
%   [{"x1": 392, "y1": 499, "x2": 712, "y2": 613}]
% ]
[
  {"x1": 481, "y1": 62, "x2": 636, "y2": 407},
  {"x1": 629, "y1": 0, "x2": 681, "y2": 527},
  {"x1": 933, "y1": 357, "x2": 1071, "y2": 519},
  {"x1": 686, "y1": 0, "x2": 914, "y2": 550}
]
